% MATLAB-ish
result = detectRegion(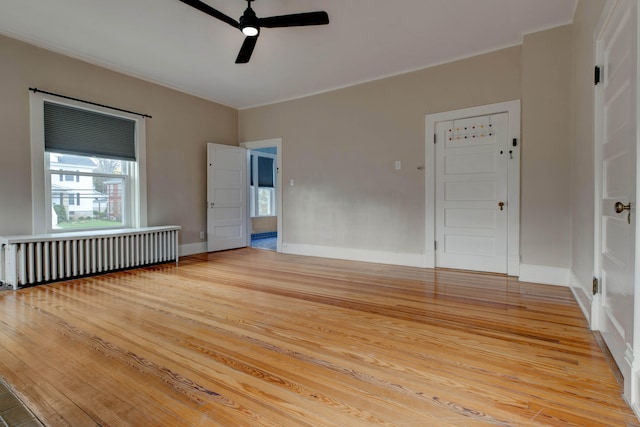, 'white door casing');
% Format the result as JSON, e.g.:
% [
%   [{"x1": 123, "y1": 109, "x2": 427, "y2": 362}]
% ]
[
  {"x1": 594, "y1": 0, "x2": 638, "y2": 403},
  {"x1": 435, "y1": 113, "x2": 509, "y2": 273},
  {"x1": 207, "y1": 143, "x2": 248, "y2": 252},
  {"x1": 425, "y1": 101, "x2": 521, "y2": 276}
]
